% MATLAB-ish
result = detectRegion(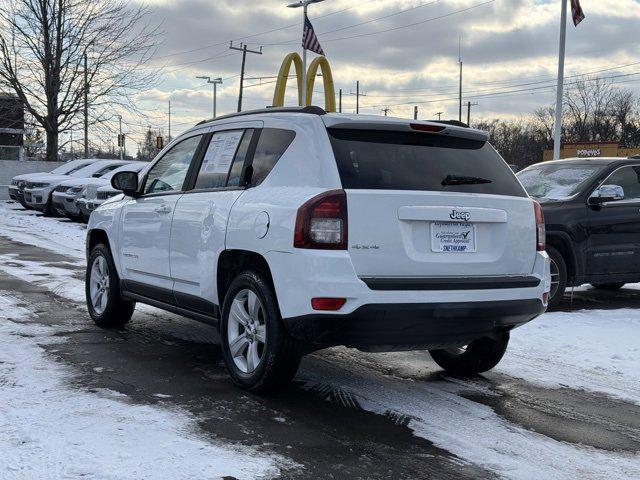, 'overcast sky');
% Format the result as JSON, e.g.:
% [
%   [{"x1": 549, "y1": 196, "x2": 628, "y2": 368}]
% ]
[{"x1": 115, "y1": 0, "x2": 640, "y2": 148}]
